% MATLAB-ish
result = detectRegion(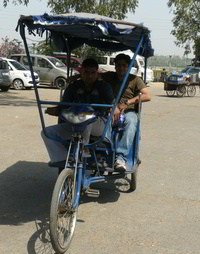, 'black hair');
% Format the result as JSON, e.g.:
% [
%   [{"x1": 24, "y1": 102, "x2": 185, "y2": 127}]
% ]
[
  {"x1": 114, "y1": 53, "x2": 131, "y2": 65},
  {"x1": 82, "y1": 58, "x2": 99, "y2": 69}
]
